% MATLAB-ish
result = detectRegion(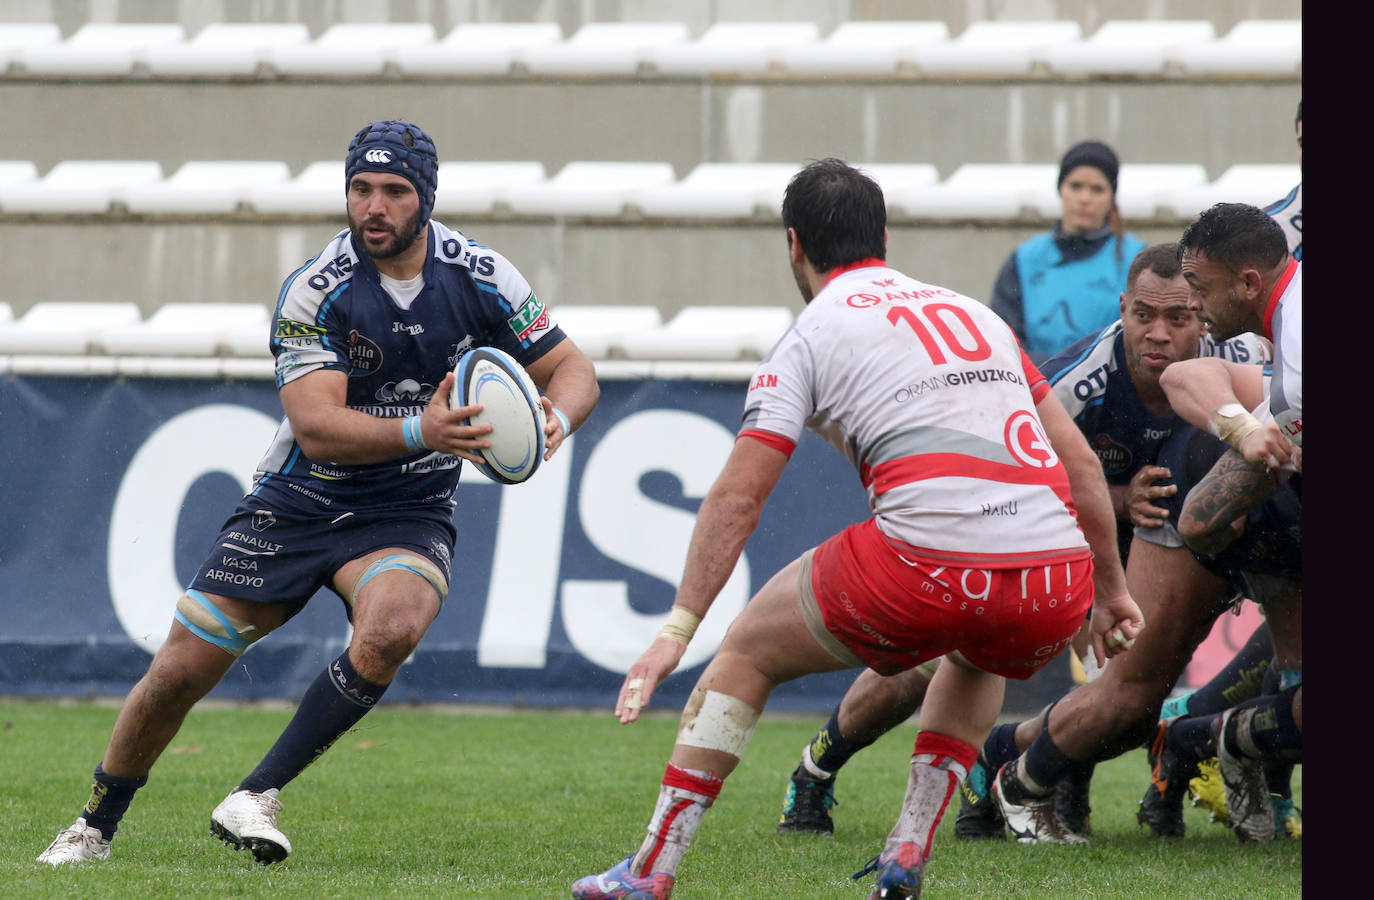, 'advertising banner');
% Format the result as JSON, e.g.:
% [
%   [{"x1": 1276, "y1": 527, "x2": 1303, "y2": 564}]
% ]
[{"x1": 0, "y1": 373, "x2": 1168, "y2": 715}]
